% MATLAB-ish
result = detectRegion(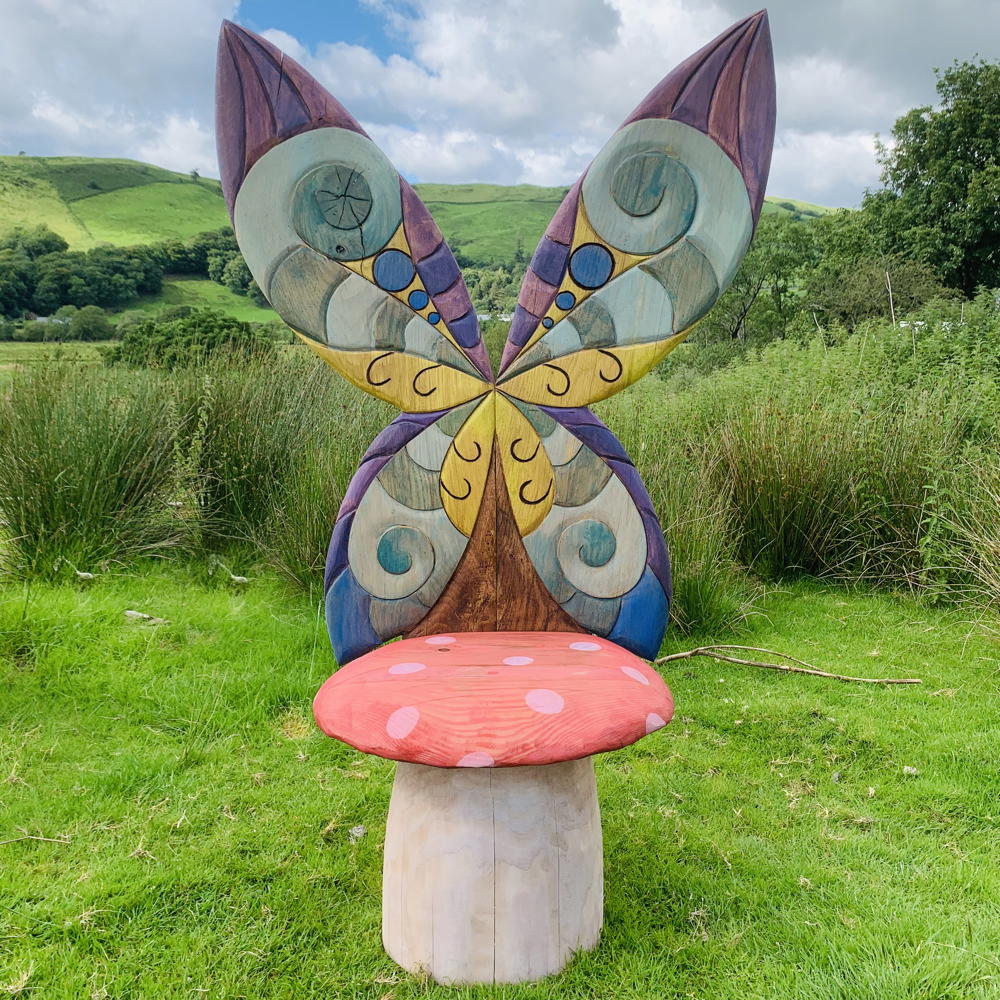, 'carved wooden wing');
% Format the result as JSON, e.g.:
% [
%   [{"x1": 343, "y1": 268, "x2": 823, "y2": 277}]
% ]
[{"x1": 215, "y1": 13, "x2": 775, "y2": 664}]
